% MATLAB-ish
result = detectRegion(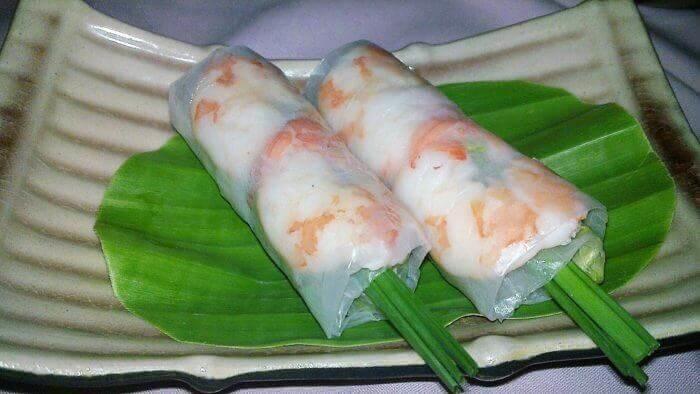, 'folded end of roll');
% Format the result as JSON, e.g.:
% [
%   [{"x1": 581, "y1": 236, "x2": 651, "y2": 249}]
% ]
[
  {"x1": 304, "y1": 39, "x2": 377, "y2": 106},
  {"x1": 314, "y1": 244, "x2": 428, "y2": 338}
]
